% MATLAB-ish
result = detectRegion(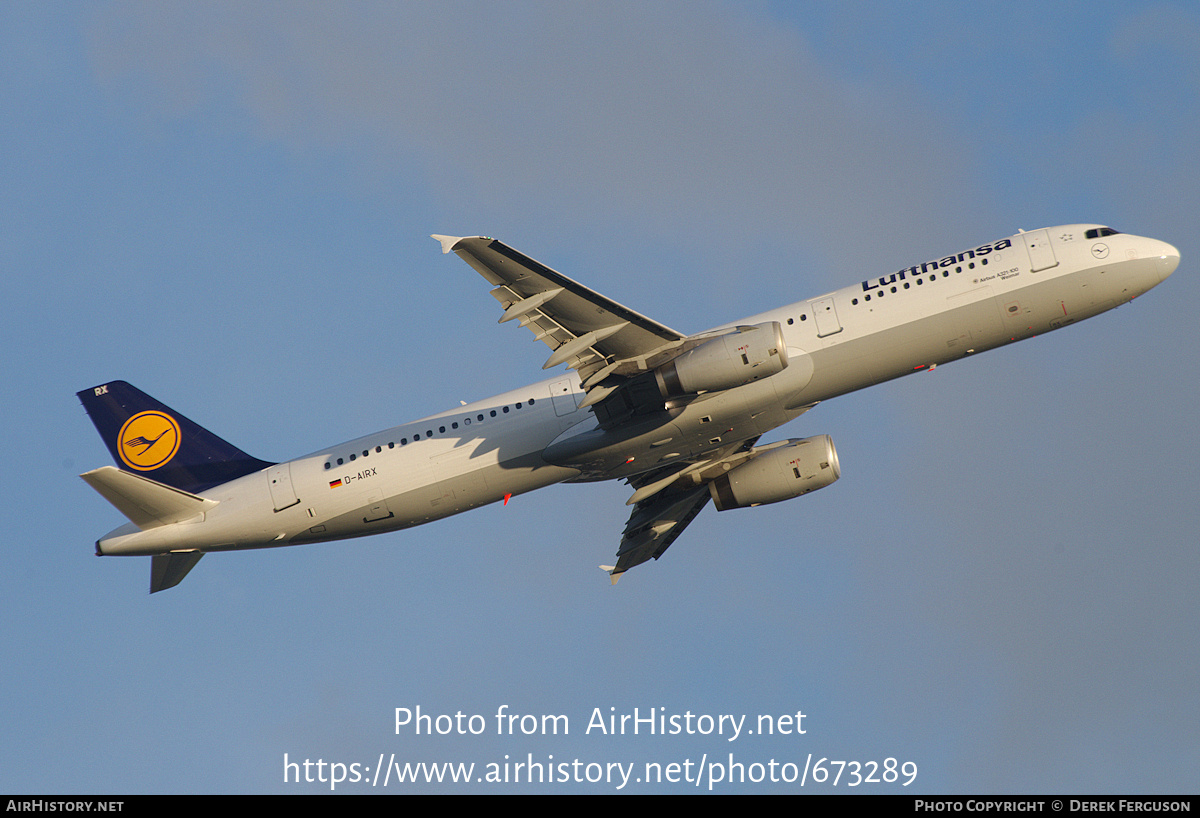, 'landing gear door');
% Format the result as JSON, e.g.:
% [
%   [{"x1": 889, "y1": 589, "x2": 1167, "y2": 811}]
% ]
[{"x1": 810, "y1": 296, "x2": 843, "y2": 338}]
